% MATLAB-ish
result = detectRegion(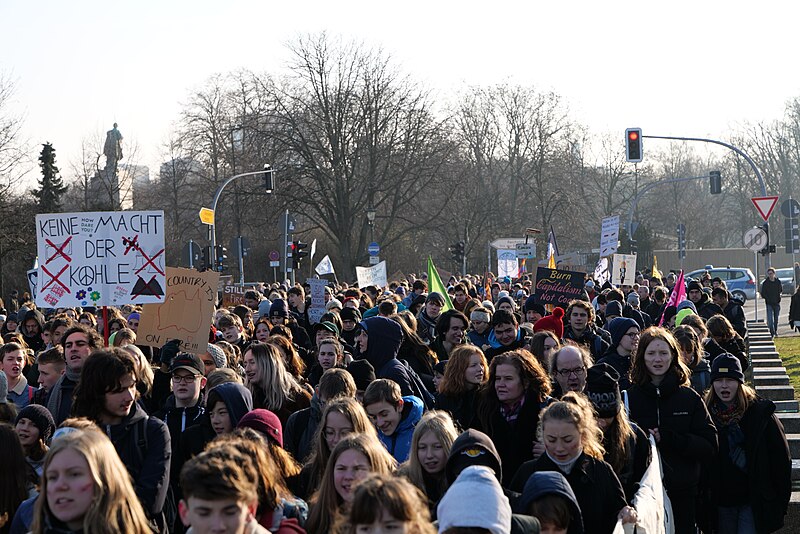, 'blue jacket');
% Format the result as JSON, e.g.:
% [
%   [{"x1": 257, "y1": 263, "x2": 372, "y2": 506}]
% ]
[{"x1": 376, "y1": 395, "x2": 424, "y2": 463}]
